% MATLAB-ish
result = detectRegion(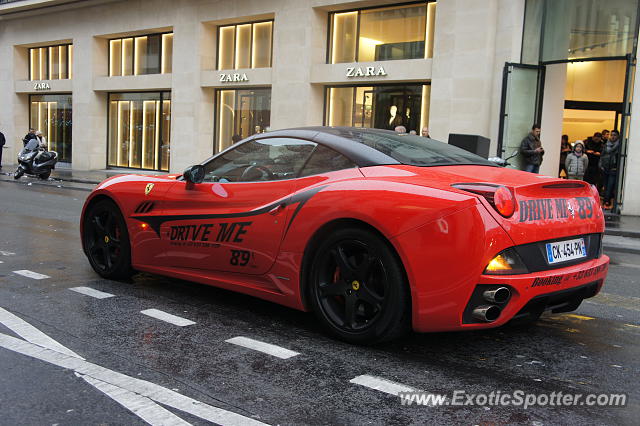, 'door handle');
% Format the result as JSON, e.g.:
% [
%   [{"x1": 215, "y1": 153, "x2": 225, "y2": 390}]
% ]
[{"x1": 269, "y1": 203, "x2": 287, "y2": 215}]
